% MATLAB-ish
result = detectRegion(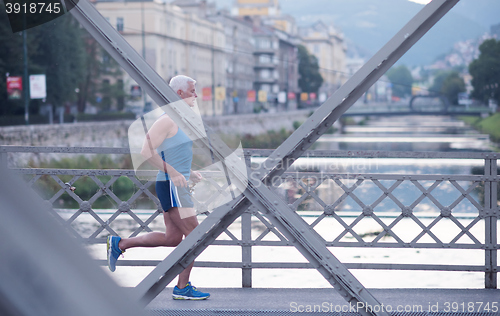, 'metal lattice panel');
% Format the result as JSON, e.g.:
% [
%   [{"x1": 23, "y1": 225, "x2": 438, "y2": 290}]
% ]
[
  {"x1": 277, "y1": 172, "x2": 487, "y2": 249},
  {"x1": 6, "y1": 147, "x2": 498, "y2": 274}
]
